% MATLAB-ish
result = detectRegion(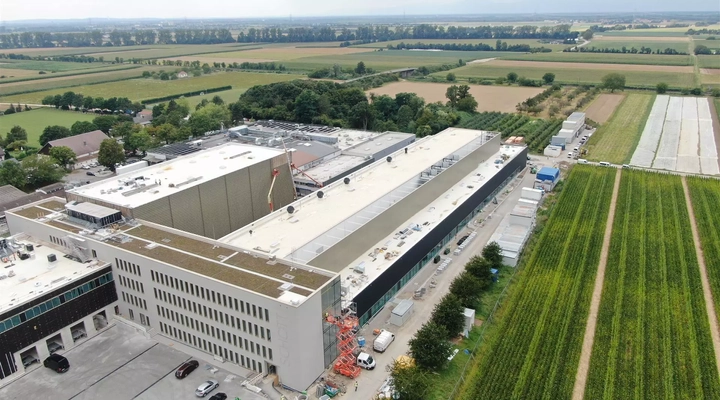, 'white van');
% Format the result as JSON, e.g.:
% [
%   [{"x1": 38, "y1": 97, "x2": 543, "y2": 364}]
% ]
[
  {"x1": 578, "y1": 159, "x2": 589, "y2": 164},
  {"x1": 356, "y1": 352, "x2": 376, "y2": 370},
  {"x1": 599, "y1": 161, "x2": 611, "y2": 167},
  {"x1": 373, "y1": 330, "x2": 395, "y2": 353}
]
